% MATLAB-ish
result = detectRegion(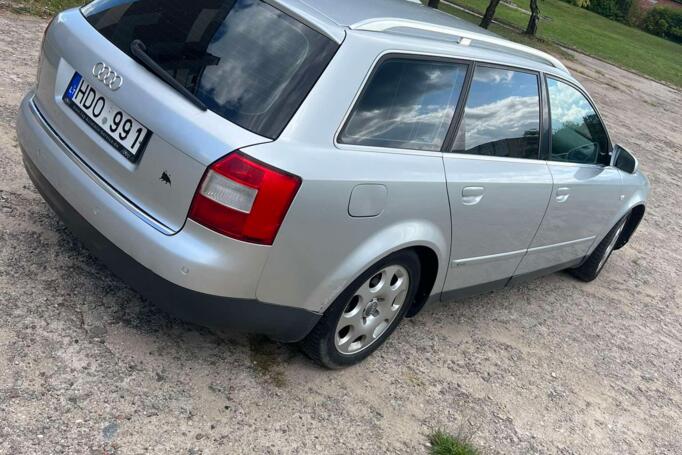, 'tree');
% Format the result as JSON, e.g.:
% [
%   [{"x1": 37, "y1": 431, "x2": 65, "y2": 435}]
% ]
[
  {"x1": 427, "y1": 0, "x2": 440, "y2": 8},
  {"x1": 480, "y1": 0, "x2": 501, "y2": 29},
  {"x1": 525, "y1": 0, "x2": 540, "y2": 35}
]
